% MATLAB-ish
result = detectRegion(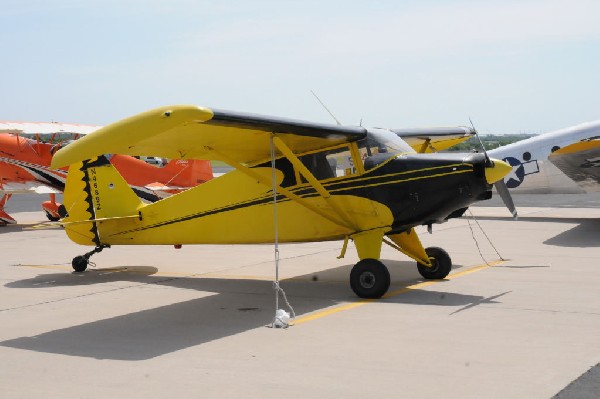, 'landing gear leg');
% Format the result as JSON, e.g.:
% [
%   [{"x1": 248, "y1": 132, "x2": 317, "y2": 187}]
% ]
[
  {"x1": 72, "y1": 244, "x2": 110, "y2": 272},
  {"x1": 42, "y1": 193, "x2": 61, "y2": 222},
  {"x1": 0, "y1": 194, "x2": 16, "y2": 226},
  {"x1": 386, "y1": 229, "x2": 453, "y2": 279}
]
